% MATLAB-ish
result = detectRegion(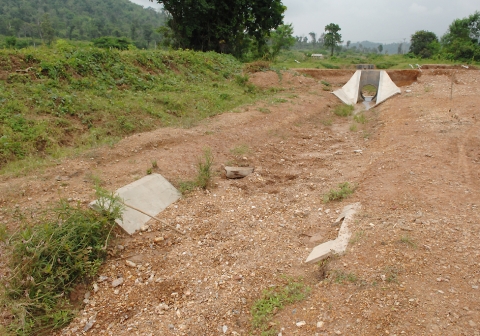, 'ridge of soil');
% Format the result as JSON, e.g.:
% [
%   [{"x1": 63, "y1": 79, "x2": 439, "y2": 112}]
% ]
[{"x1": 1, "y1": 69, "x2": 479, "y2": 335}]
